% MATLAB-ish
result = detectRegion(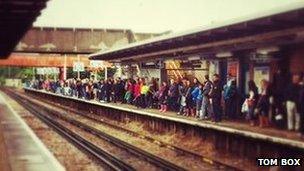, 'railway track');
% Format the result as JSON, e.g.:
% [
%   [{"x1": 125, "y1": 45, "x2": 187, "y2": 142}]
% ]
[
  {"x1": 21, "y1": 89, "x2": 243, "y2": 171},
  {"x1": 6, "y1": 90, "x2": 135, "y2": 171},
  {"x1": 5, "y1": 89, "x2": 187, "y2": 171}
]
